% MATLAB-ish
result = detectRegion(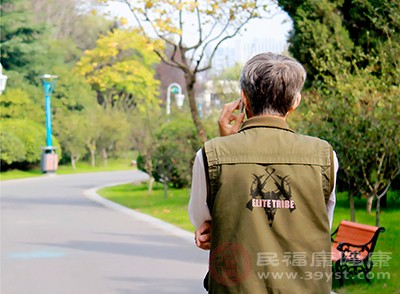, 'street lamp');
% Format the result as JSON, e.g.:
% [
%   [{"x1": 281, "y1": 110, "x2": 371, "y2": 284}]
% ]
[
  {"x1": 39, "y1": 74, "x2": 58, "y2": 174},
  {"x1": 0, "y1": 63, "x2": 8, "y2": 95},
  {"x1": 166, "y1": 82, "x2": 185, "y2": 115}
]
